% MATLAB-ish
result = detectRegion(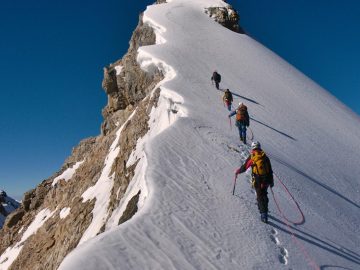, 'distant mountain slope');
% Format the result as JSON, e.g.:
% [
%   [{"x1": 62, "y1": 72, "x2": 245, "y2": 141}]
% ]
[{"x1": 0, "y1": 190, "x2": 20, "y2": 228}]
